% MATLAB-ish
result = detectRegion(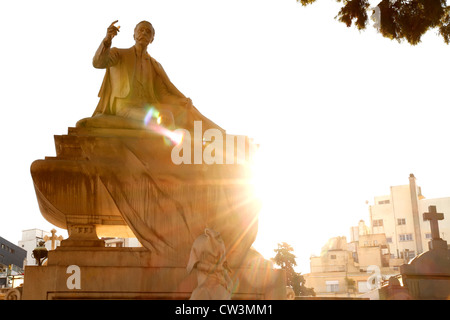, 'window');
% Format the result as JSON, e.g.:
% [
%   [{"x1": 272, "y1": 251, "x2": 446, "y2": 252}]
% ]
[
  {"x1": 400, "y1": 250, "x2": 416, "y2": 260},
  {"x1": 386, "y1": 237, "x2": 393, "y2": 243},
  {"x1": 397, "y1": 218, "x2": 406, "y2": 225},
  {"x1": 330, "y1": 254, "x2": 336, "y2": 260},
  {"x1": 399, "y1": 234, "x2": 413, "y2": 242},
  {"x1": 373, "y1": 219, "x2": 383, "y2": 227},
  {"x1": 326, "y1": 281, "x2": 339, "y2": 293},
  {"x1": 378, "y1": 200, "x2": 390, "y2": 205},
  {"x1": 425, "y1": 233, "x2": 432, "y2": 239}
]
